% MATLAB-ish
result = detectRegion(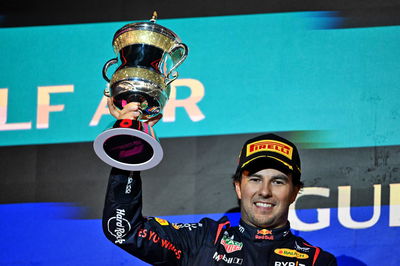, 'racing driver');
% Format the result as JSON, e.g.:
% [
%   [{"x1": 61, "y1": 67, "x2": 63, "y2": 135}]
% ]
[{"x1": 102, "y1": 101, "x2": 337, "y2": 265}]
